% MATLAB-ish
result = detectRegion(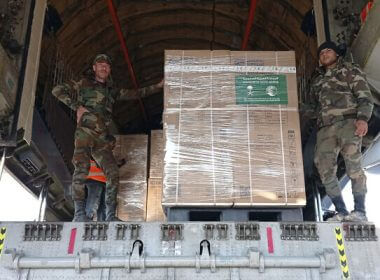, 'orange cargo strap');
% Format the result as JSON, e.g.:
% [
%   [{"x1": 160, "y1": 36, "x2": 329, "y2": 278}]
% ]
[{"x1": 87, "y1": 160, "x2": 106, "y2": 183}]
